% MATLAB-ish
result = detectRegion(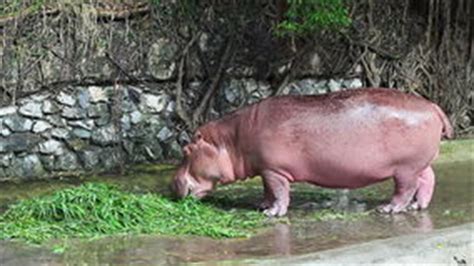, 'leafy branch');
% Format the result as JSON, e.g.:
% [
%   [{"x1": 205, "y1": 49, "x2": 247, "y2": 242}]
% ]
[{"x1": 275, "y1": 0, "x2": 351, "y2": 36}]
